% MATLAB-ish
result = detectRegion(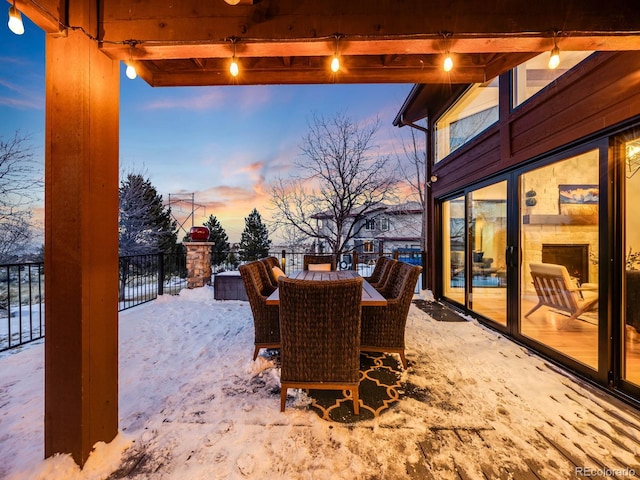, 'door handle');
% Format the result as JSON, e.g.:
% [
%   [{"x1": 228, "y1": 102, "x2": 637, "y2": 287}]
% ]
[{"x1": 506, "y1": 246, "x2": 515, "y2": 268}]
